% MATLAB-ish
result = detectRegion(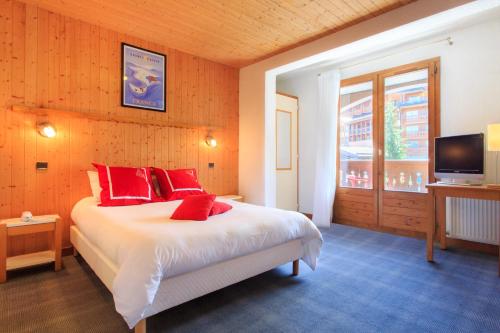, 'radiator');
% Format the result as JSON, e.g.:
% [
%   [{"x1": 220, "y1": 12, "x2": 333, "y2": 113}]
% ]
[{"x1": 447, "y1": 198, "x2": 500, "y2": 245}]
